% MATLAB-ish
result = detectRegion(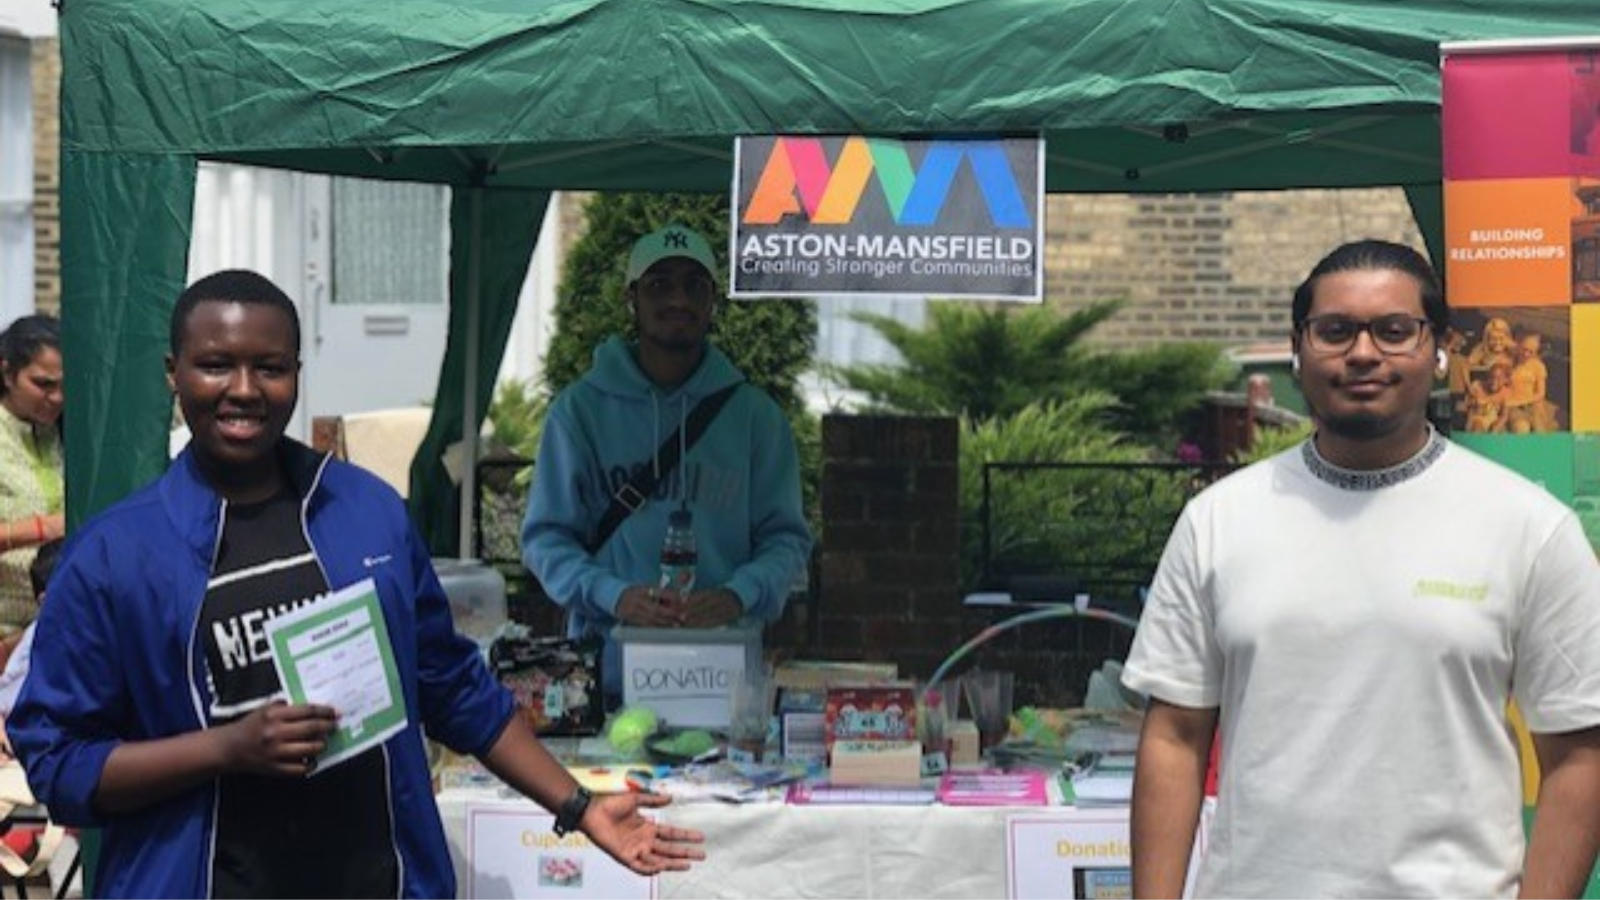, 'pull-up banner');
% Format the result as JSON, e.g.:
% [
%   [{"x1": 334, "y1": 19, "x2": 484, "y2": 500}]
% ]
[
  {"x1": 1441, "y1": 37, "x2": 1600, "y2": 552},
  {"x1": 730, "y1": 135, "x2": 1045, "y2": 302}
]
